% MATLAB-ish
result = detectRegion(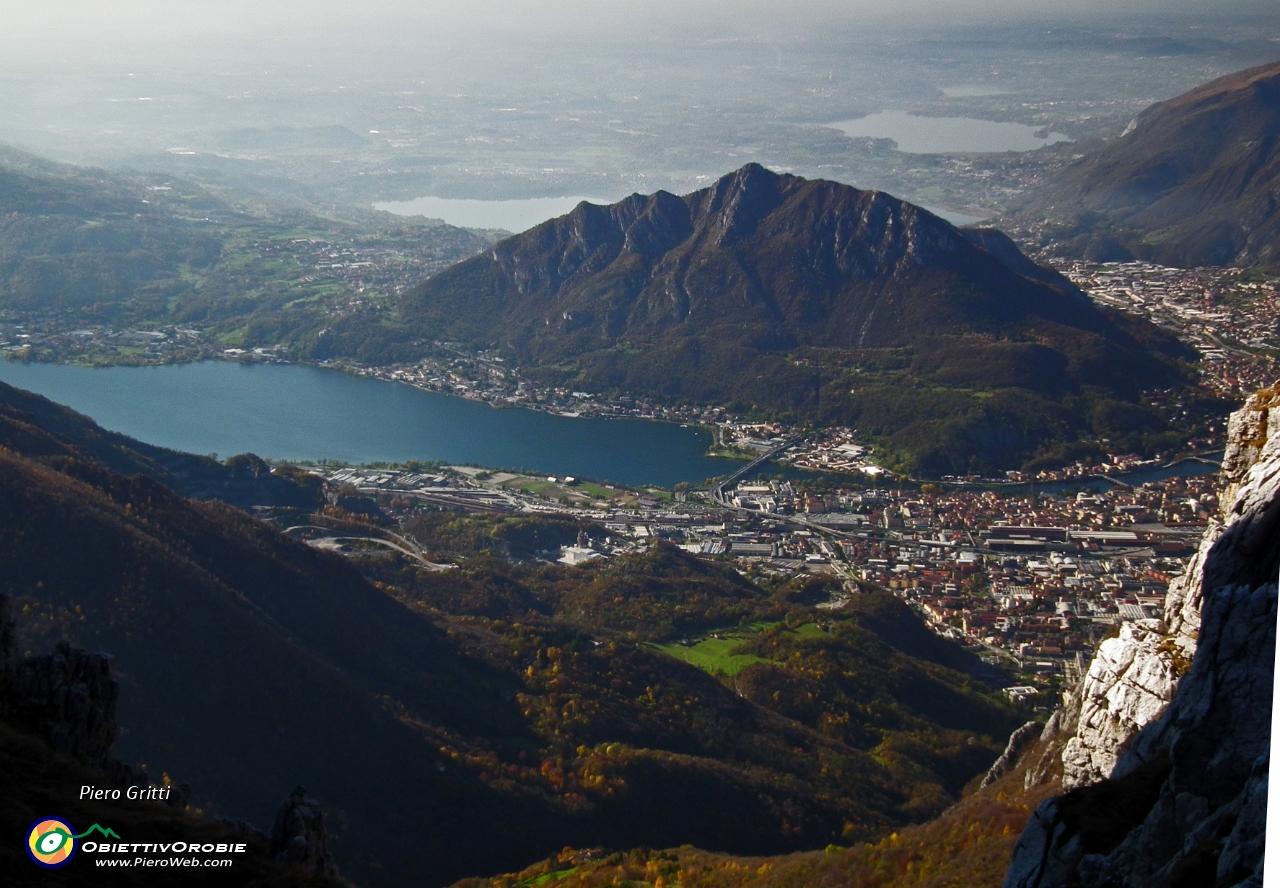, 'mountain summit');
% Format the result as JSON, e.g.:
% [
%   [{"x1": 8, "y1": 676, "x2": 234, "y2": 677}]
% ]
[
  {"x1": 371, "y1": 165, "x2": 1191, "y2": 473},
  {"x1": 398, "y1": 163, "x2": 1113, "y2": 355}
]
